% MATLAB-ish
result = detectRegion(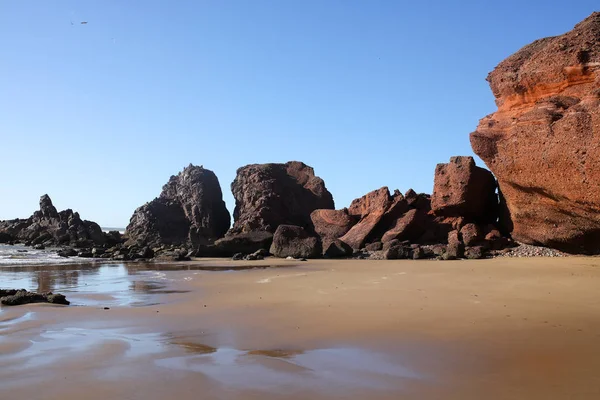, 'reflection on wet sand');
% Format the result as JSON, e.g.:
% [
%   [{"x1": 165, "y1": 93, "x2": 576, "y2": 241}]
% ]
[
  {"x1": 0, "y1": 263, "x2": 291, "y2": 307},
  {"x1": 247, "y1": 349, "x2": 305, "y2": 358}
]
